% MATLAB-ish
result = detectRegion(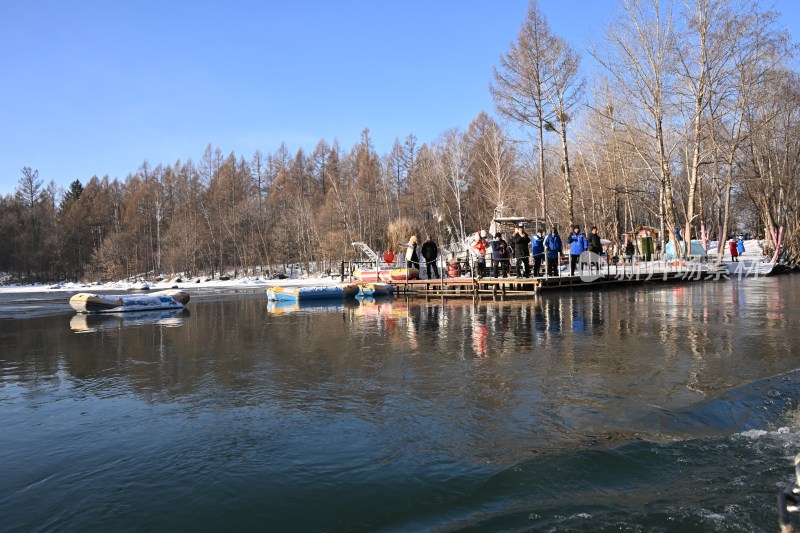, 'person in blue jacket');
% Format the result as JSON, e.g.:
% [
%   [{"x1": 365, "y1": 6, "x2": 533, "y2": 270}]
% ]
[
  {"x1": 567, "y1": 225, "x2": 588, "y2": 276},
  {"x1": 737, "y1": 237, "x2": 745, "y2": 256},
  {"x1": 530, "y1": 228, "x2": 545, "y2": 277},
  {"x1": 544, "y1": 227, "x2": 562, "y2": 277}
]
